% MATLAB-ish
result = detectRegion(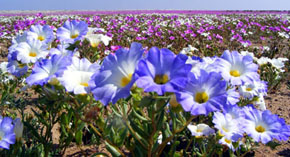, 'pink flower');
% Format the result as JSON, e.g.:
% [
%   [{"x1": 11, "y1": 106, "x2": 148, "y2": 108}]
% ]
[{"x1": 169, "y1": 36, "x2": 175, "y2": 40}]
